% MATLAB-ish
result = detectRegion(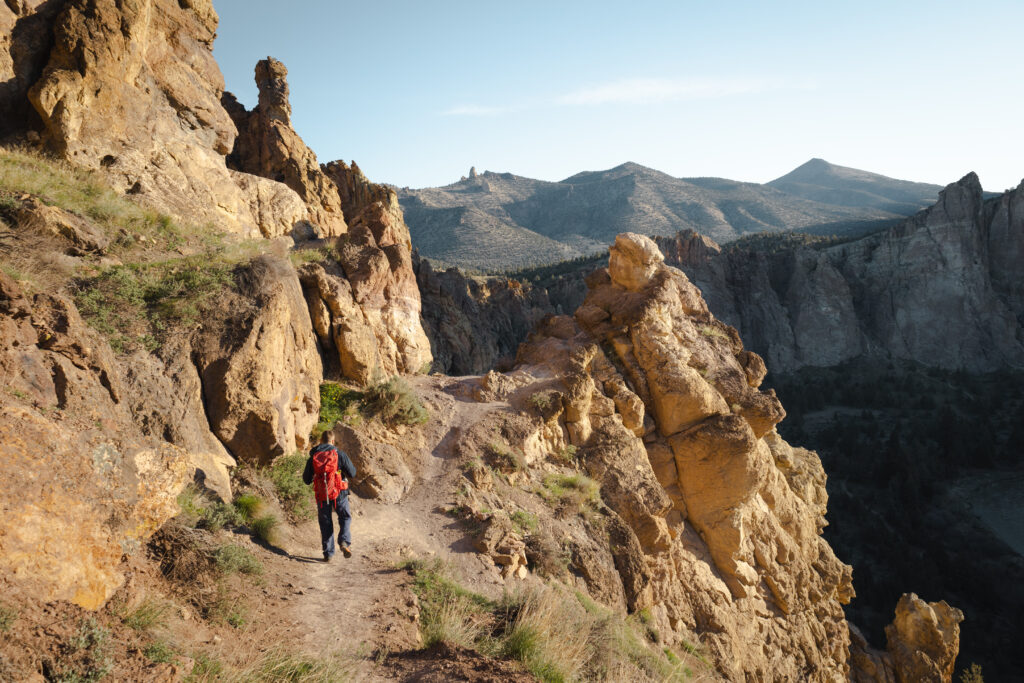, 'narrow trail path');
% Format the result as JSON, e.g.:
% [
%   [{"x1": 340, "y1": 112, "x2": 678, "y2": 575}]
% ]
[{"x1": 245, "y1": 377, "x2": 513, "y2": 678}]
